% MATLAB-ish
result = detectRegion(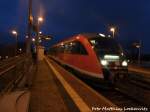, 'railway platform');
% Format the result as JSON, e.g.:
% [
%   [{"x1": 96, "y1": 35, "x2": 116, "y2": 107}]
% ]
[
  {"x1": 29, "y1": 57, "x2": 116, "y2": 112},
  {"x1": 0, "y1": 55, "x2": 149, "y2": 112},
  {"x1": 30, "y1": 59, "x2": 70, "y2": 112},
  {"x1": 0, "y1": 56, "x2": 117, "y2": 112}
]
